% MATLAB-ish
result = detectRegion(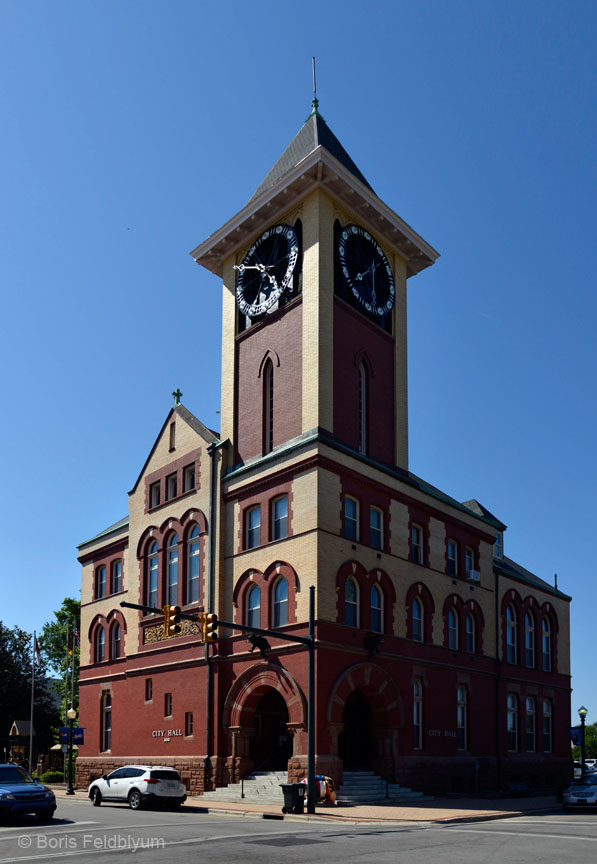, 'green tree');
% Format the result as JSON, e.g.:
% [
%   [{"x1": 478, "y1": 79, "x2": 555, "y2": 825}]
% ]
[
  {"x1": 38, "y1": 597, "x2": 80, "y2": 716},
  {"x1": 0, "y1": 622, "x2": 60, "y2": 761},
  {"x1": 572, "y1": 722, "x2": 597, "y2": 761}
]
